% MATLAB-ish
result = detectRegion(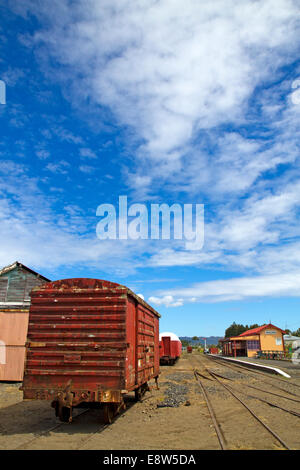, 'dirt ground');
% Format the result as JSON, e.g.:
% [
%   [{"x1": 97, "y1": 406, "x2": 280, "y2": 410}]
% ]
[{"x1": 0, "y1": 353, "x2": 299, "y2": 450}]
